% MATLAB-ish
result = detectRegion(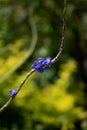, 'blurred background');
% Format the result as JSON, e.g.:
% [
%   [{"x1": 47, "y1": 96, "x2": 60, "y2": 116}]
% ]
[{"x1": 0, "y1": 0, "x2": 87, "y2": 130}]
